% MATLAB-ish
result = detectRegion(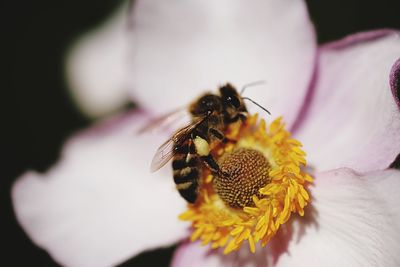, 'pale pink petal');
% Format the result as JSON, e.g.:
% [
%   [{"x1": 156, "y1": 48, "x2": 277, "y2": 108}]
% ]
[
  {"x1": 66, "y1": 3, "x2": 131, "y2": 118},
  {"x1": 172, "y1": 168, "x2": 400, "y2": 267},
  {"x1": 294, "y1": 30, "x2": 400, "y2": 172},
  {"x1": 129, "y1": 0, "x2": 316, "y2": 127},
  {"x1": 12, "y1": 111, "x2": 188, "y2": 267}
]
